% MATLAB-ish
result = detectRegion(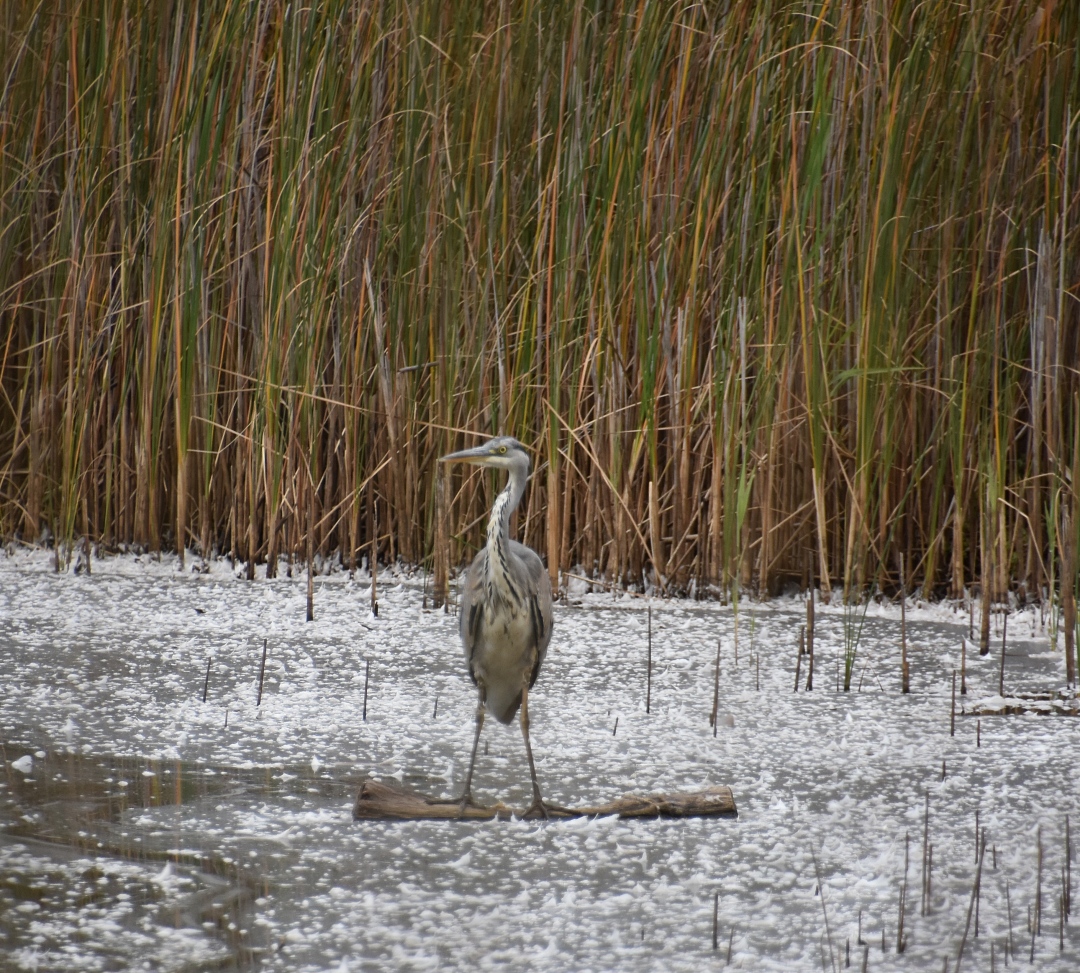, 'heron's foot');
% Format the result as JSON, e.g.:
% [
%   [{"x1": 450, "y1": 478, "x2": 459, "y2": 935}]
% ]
[
  {"x1": 519, "y1": 796, "x2": 572, "y2": 820},
  {"x1": 426, "y1": 792, "x2": 491, "y2": 819}
]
